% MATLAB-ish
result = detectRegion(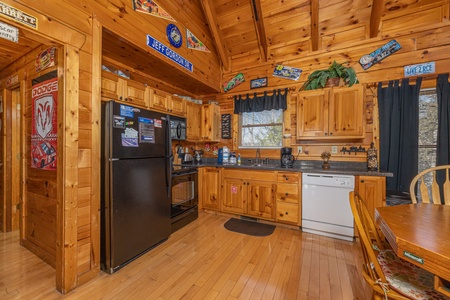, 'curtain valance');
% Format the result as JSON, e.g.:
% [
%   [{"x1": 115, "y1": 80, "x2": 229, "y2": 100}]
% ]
[{"x1": 233, "y1": 88, "x2": 288, "y2": 114}]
